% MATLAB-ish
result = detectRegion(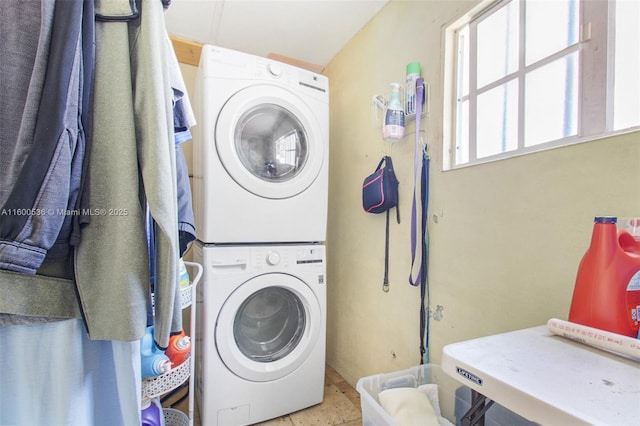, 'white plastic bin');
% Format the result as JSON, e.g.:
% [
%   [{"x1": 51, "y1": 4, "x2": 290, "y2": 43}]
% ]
[{"x1": 356, "y1": 364, "x2": 458, "y2": 426}]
